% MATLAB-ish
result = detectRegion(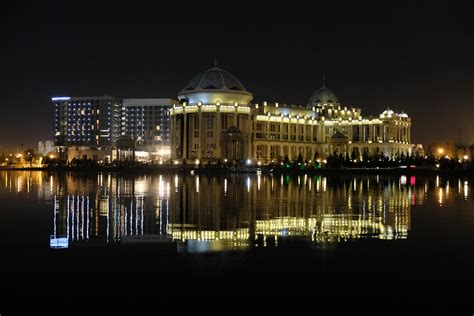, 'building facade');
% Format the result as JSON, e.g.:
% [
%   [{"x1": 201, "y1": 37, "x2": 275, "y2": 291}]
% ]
[
  {"x1": 53, "y1": 96, "x2": 121, "y2": 162},
  {"x1": 52, "y1": 96, "x2": 175, "y2": 162},
  {"x1": 170, "y1": 65, "x2": 412, "y2": 164},
  {"x1": 38, "y1": 140, "x2": 55, "y2": 156},
  {"x1": 122, "y1": 98, "x2": 175, "y2": 161}
]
